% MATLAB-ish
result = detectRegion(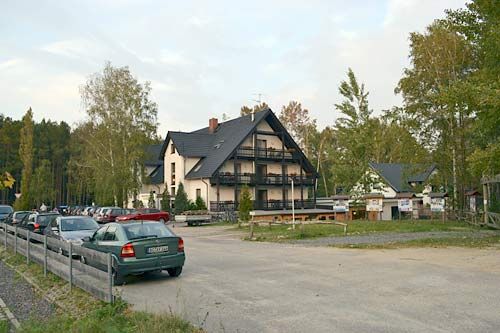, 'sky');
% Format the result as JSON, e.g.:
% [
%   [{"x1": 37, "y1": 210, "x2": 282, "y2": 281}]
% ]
[{"x1": 0, "y1": 0, "x2": 467, "y2": 135}]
